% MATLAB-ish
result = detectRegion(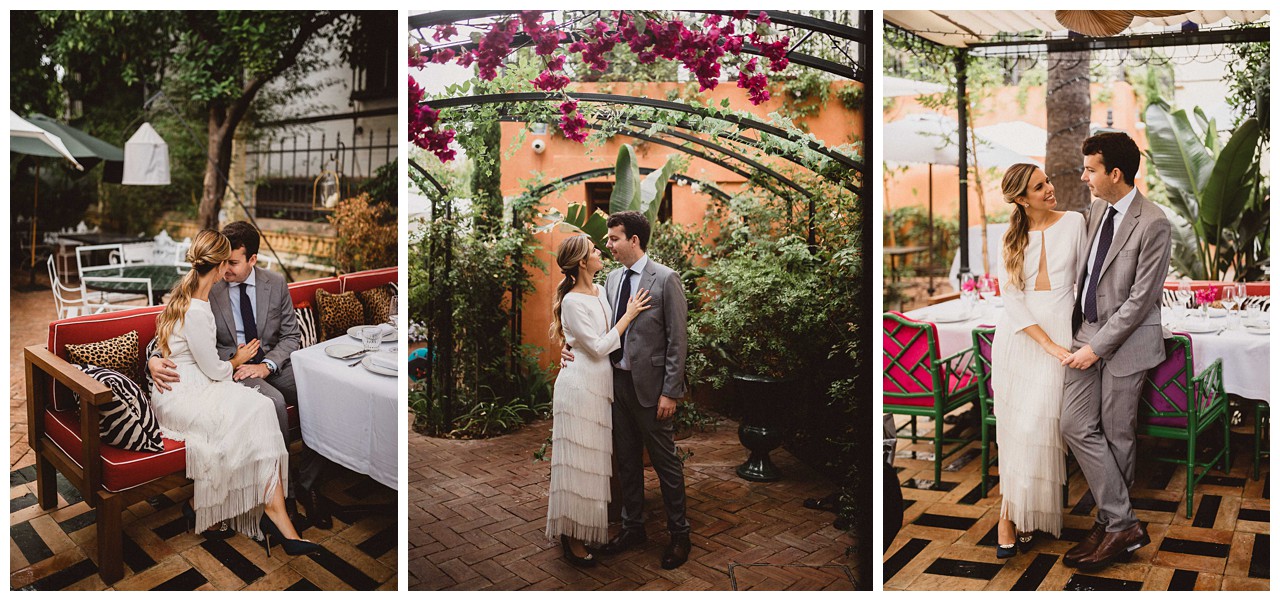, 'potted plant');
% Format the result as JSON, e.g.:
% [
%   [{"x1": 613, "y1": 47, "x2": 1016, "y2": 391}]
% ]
[{"x1": 688, "y1": 235, "x2": 831, "y2": 481}]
